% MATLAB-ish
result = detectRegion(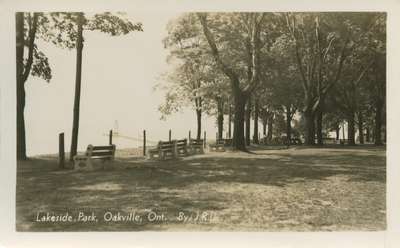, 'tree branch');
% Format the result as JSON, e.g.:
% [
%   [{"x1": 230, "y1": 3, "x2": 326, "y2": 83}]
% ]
[
  {"x1": 353, "y1": 60, "x2": 374, "y2": 87},
  {"x1": 243, "y1": 13, "x2": 265, "y2": 94},
  {"x1": 197, "y1": 13, "x2": 240, "y2": 90},
  {"x1": 22, "y1": 12, "x2": 38, "y2": 83},
  {"x1": 322, "y1": 36, "x2": 350, "y2": 95},
  {"x1": 285, "y1": 14, "x2": 309, "y2": 95}
]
